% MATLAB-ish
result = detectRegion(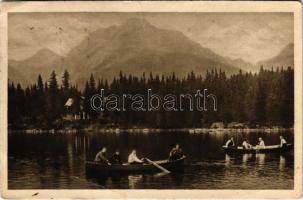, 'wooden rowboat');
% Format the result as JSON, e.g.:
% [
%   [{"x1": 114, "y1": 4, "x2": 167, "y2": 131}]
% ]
[
  {"x1": 222, "y1": 144, "x2": 293, "y2": 154},
  {"x1": 85, "y1": 156, "x2": 186, "y2": 174}
]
